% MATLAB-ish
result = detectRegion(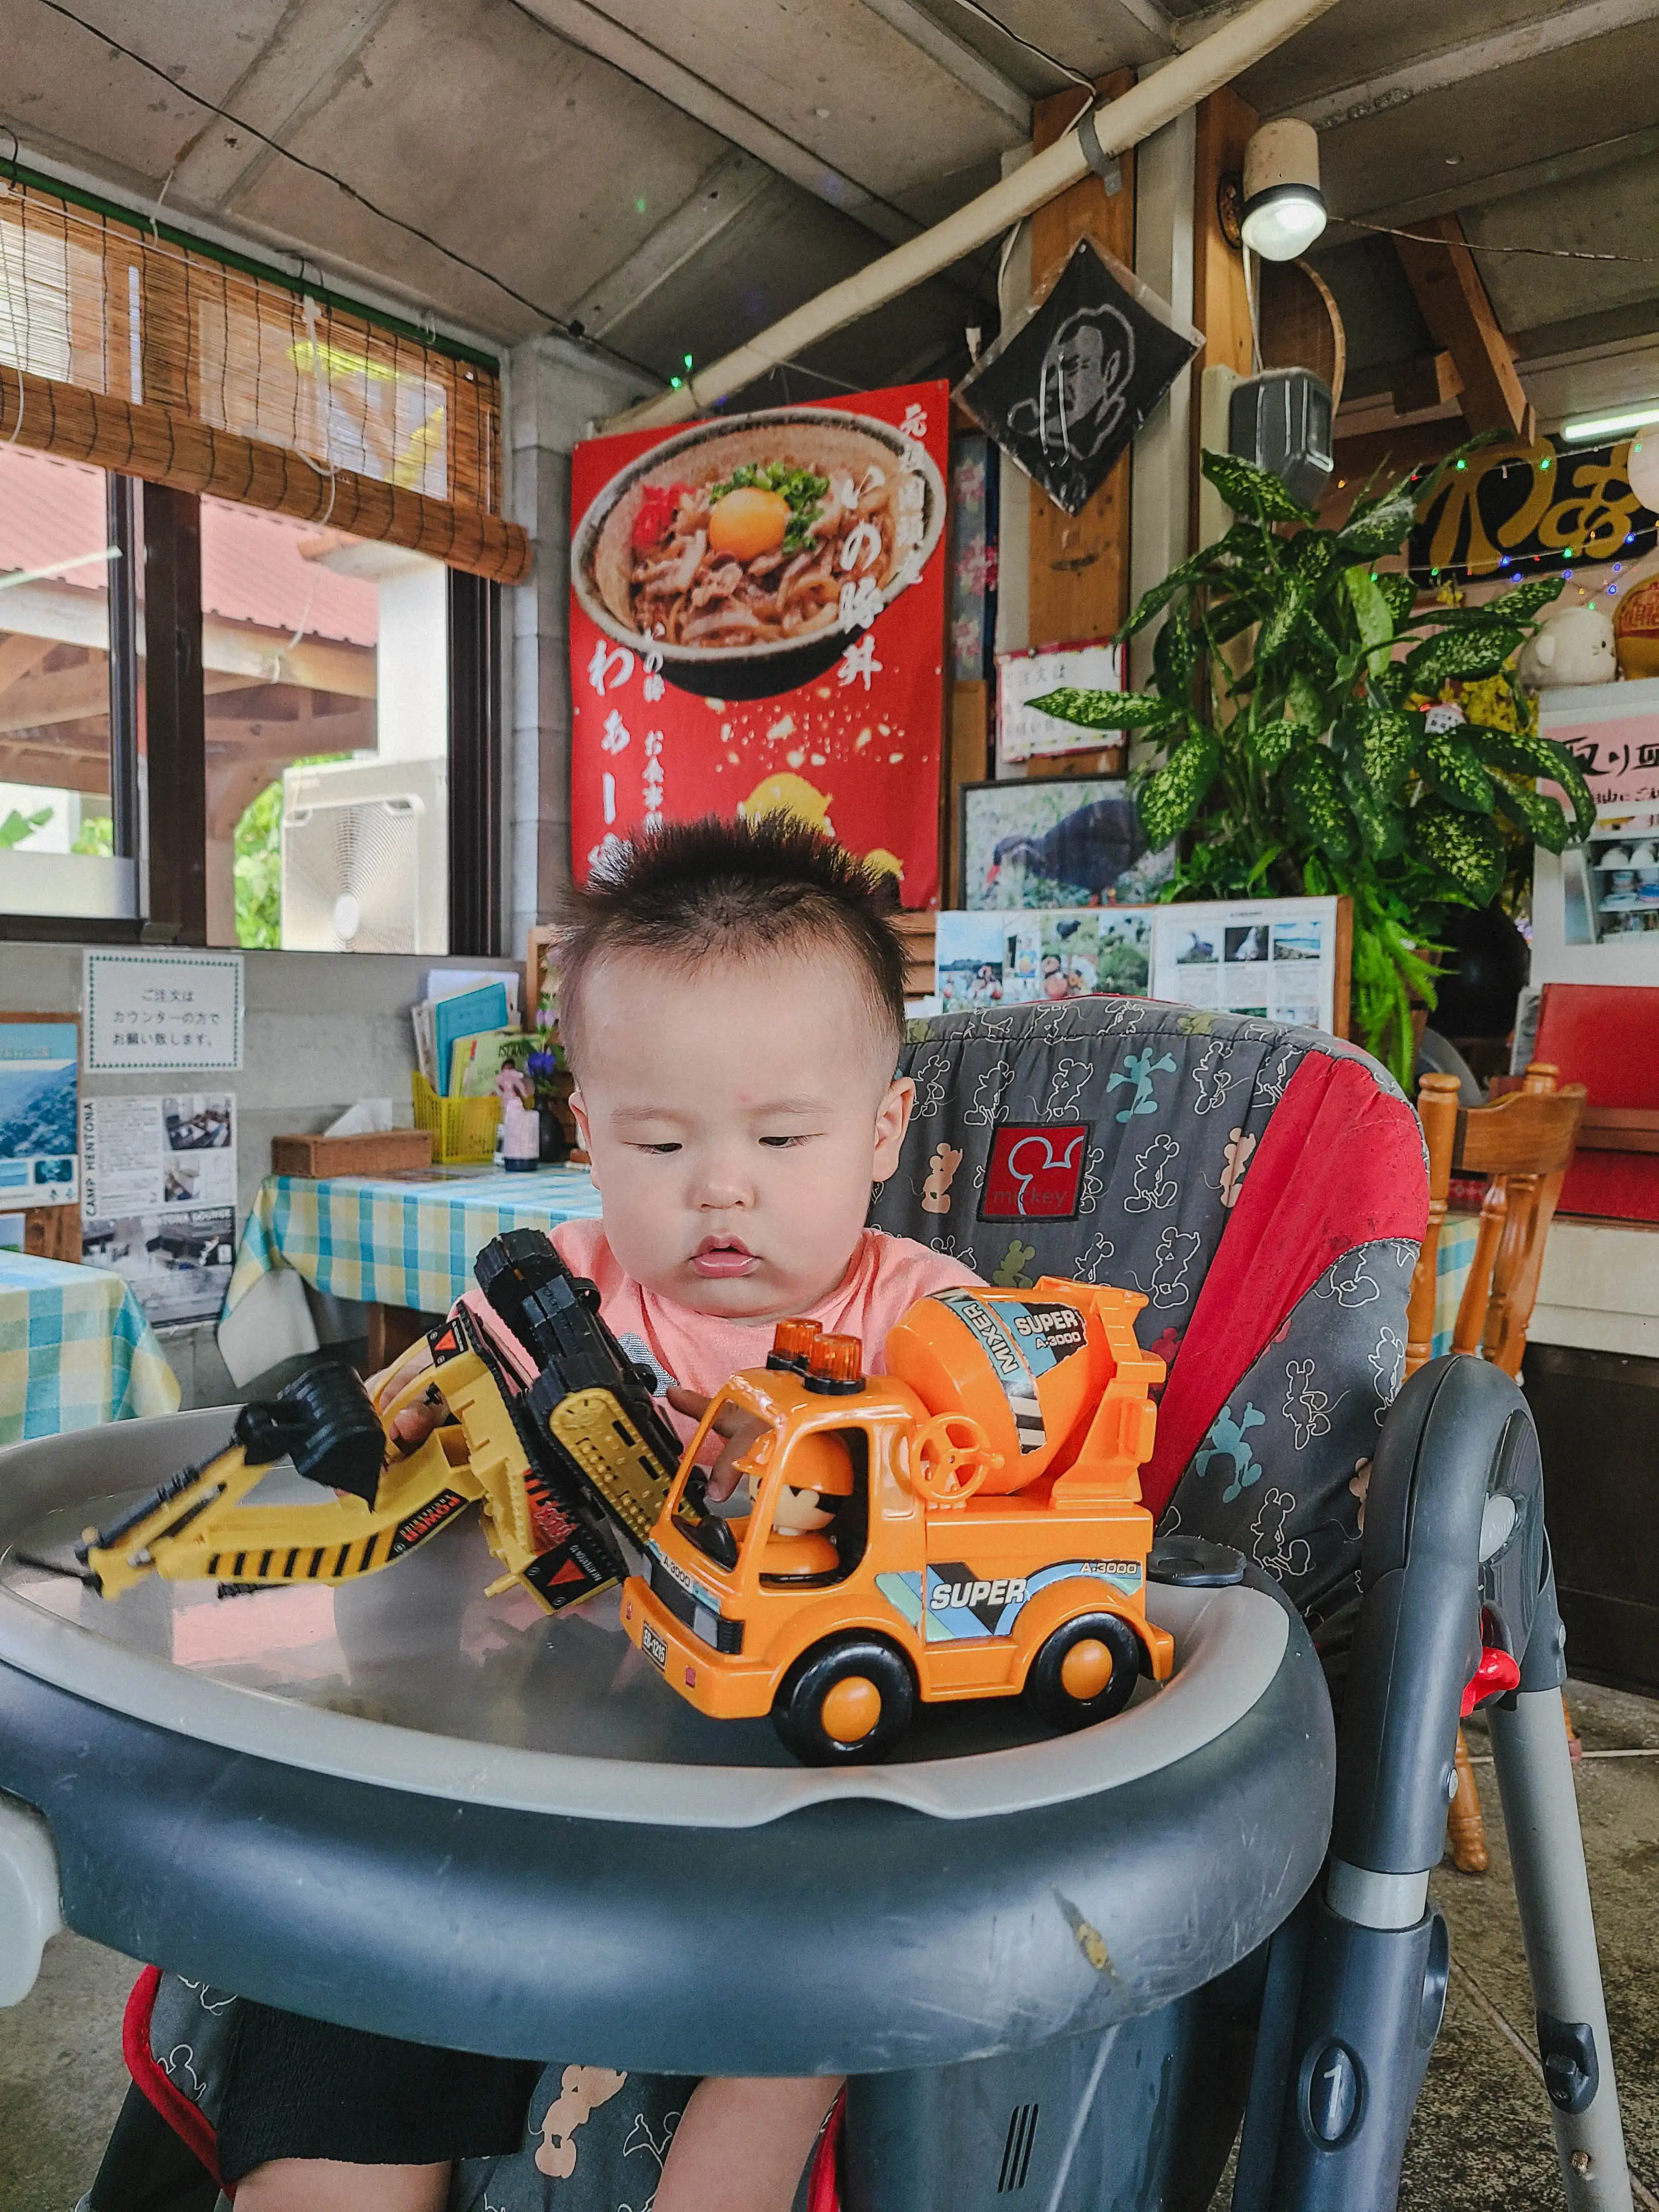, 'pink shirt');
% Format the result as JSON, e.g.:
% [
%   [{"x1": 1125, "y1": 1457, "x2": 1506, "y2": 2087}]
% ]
[{"x1": 550, "y1": 1221, "x2": 983, "y2": 1420}]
